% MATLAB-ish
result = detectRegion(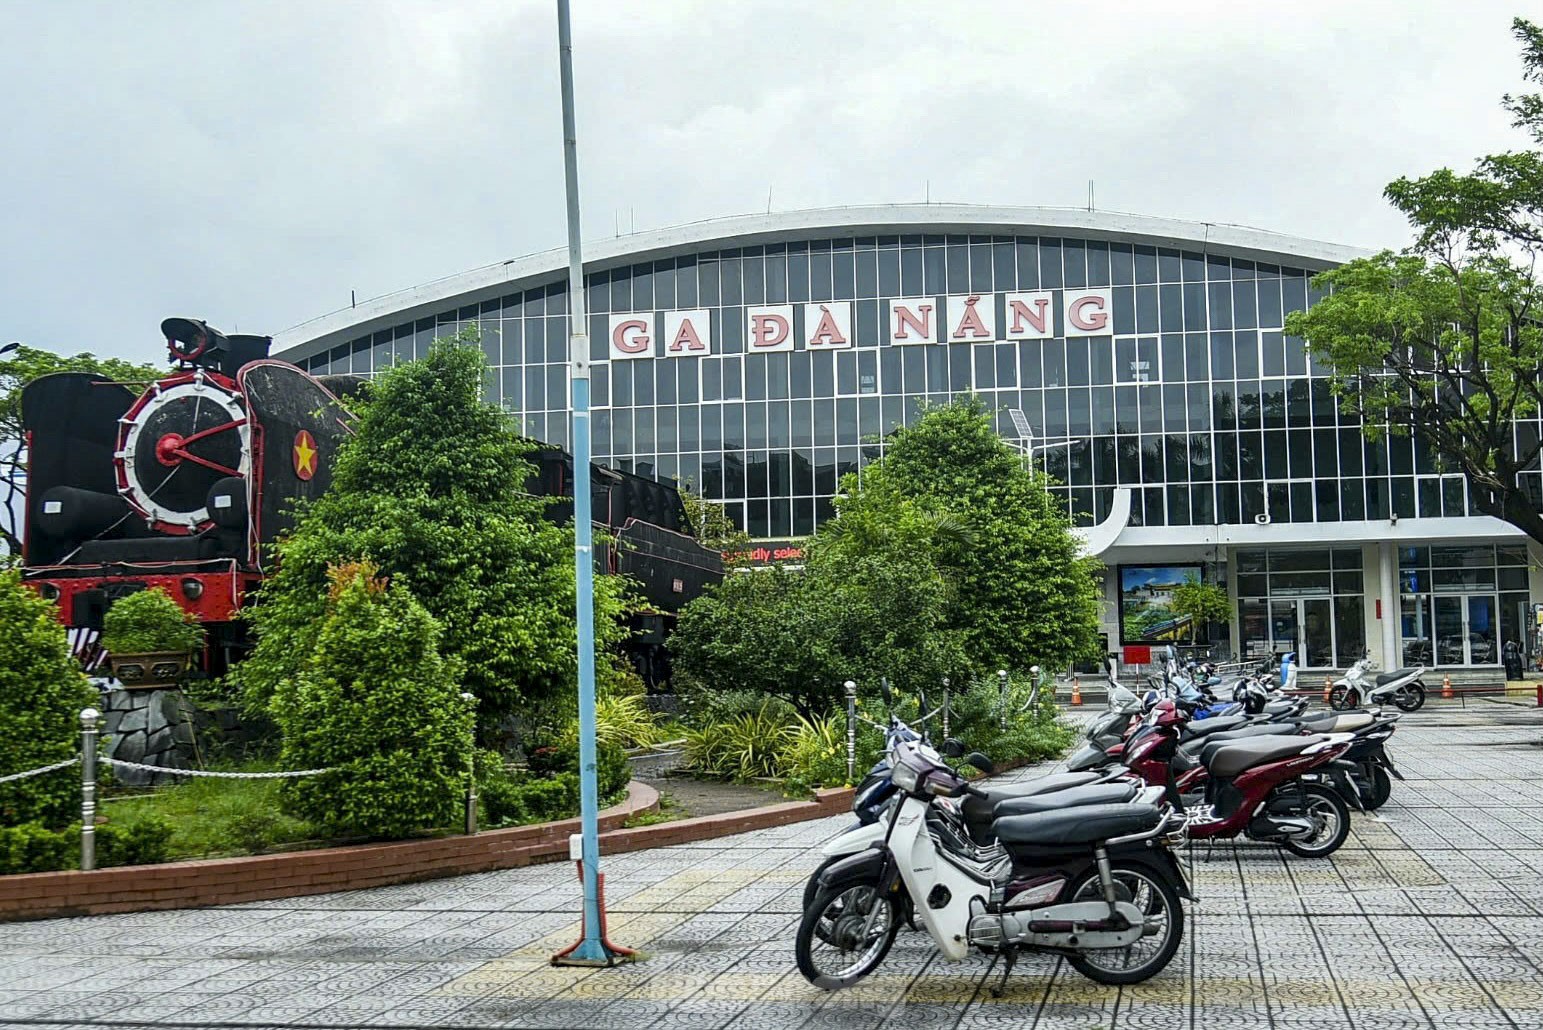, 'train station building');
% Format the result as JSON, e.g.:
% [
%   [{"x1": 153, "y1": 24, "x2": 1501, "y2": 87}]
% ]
[{"x1": 274, "y1": 205, "x2": 1543, "y2": 675}]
